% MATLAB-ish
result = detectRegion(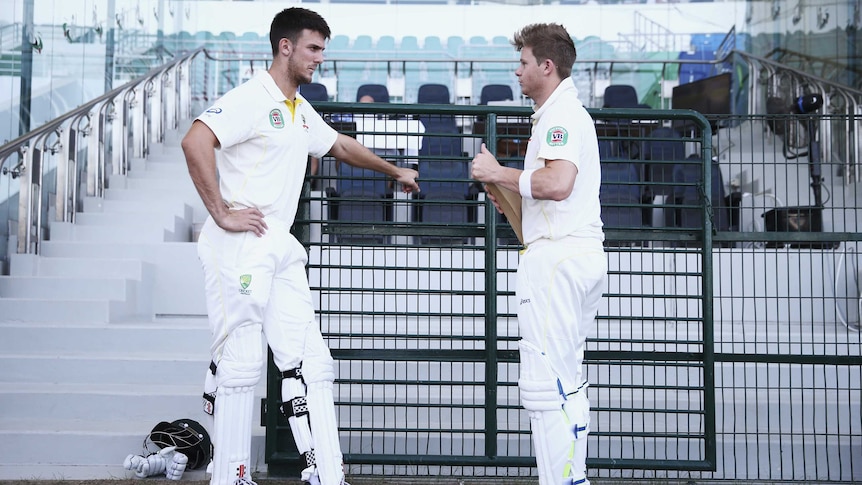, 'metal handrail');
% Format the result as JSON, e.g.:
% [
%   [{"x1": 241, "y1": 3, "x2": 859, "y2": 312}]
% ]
[{"x1": 0, "y1": 47, "x2": 203, "y2": 256}]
